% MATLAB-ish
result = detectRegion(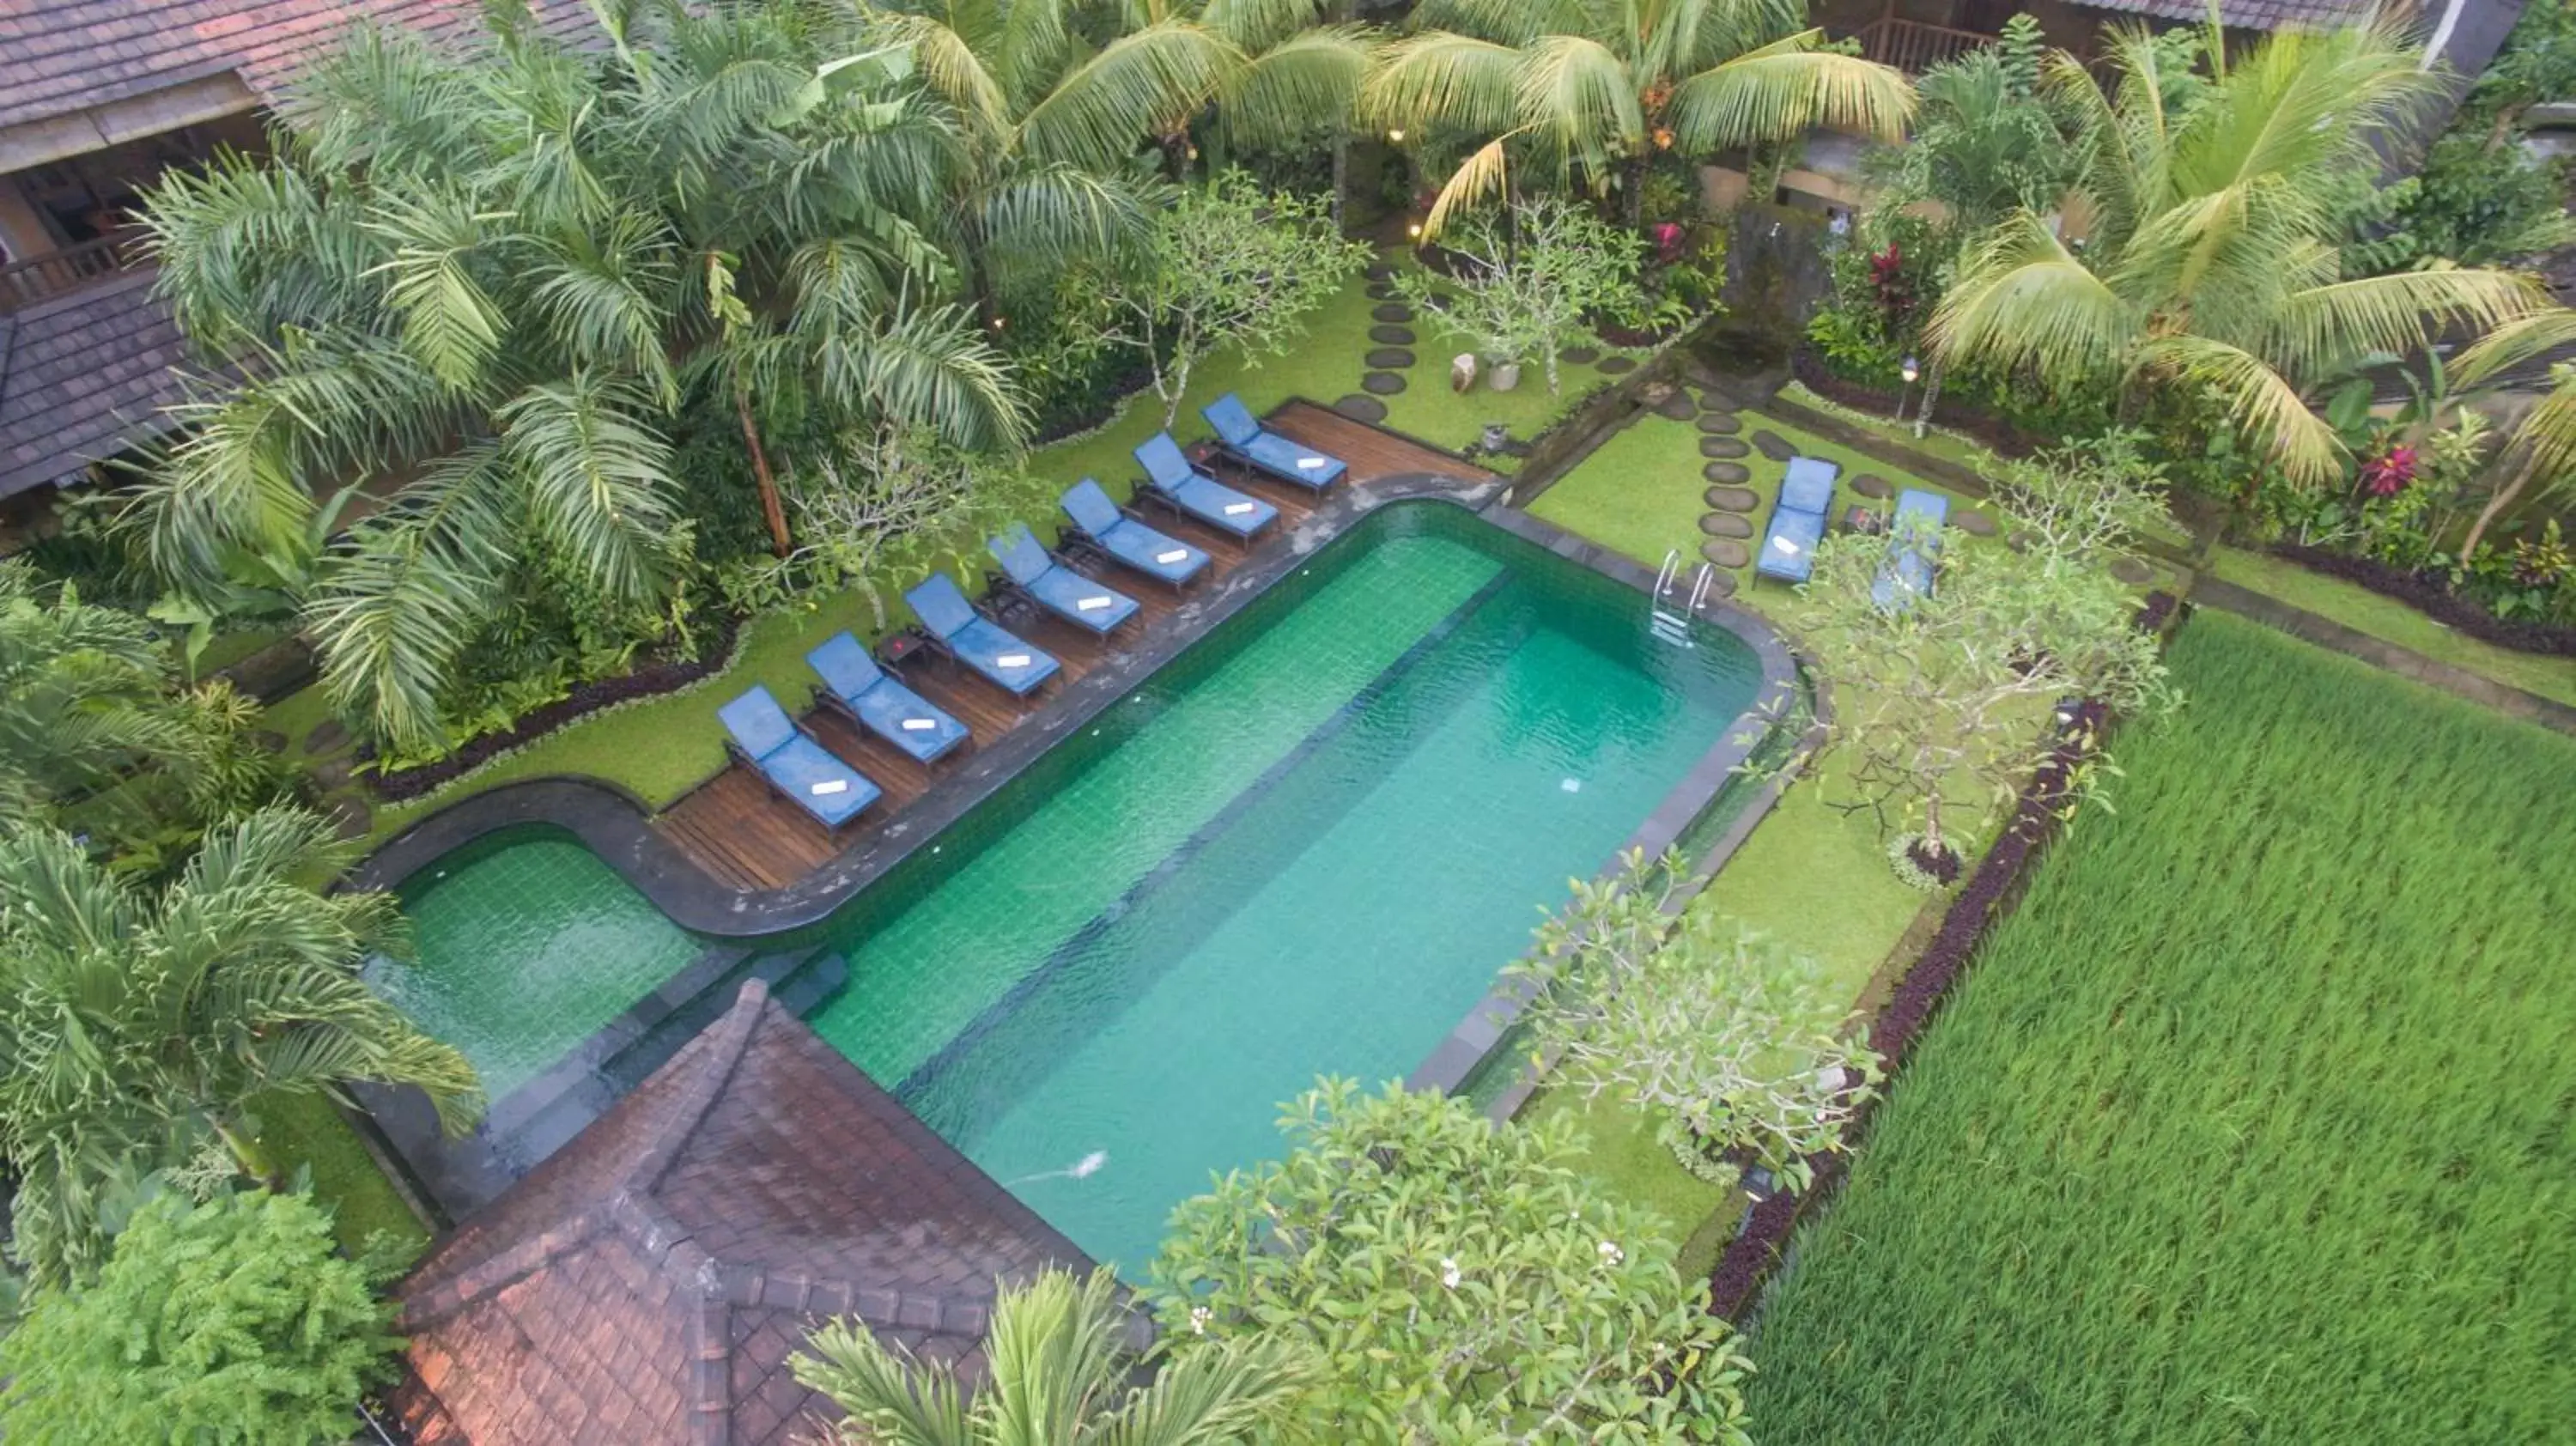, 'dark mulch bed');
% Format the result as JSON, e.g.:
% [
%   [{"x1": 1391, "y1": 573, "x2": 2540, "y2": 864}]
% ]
[
  {"x1": 1031, "y1": 362, "x2": 1155, "y2": 446},
  {"x1": 2271, "y1": 544, "x2": 2576, "y2": 658},
  {"x1": 1789, "y1": 348, "x2": 2047, "y2": 461},
  {"x1": 360, "y1": 613, "x2": 748, "y2": 802},
  {"x1": 1751, "y1": 430, "x2": 1795, "y2": 462}
]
